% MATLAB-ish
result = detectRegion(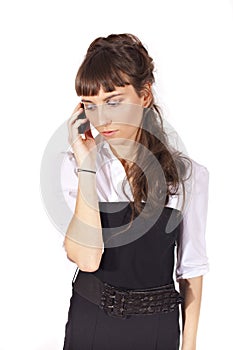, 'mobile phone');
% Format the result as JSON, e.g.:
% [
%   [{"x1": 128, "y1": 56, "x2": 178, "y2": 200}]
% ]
[{"x1": 77, "y1": 103, "x2": 90, "y2": 134}]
